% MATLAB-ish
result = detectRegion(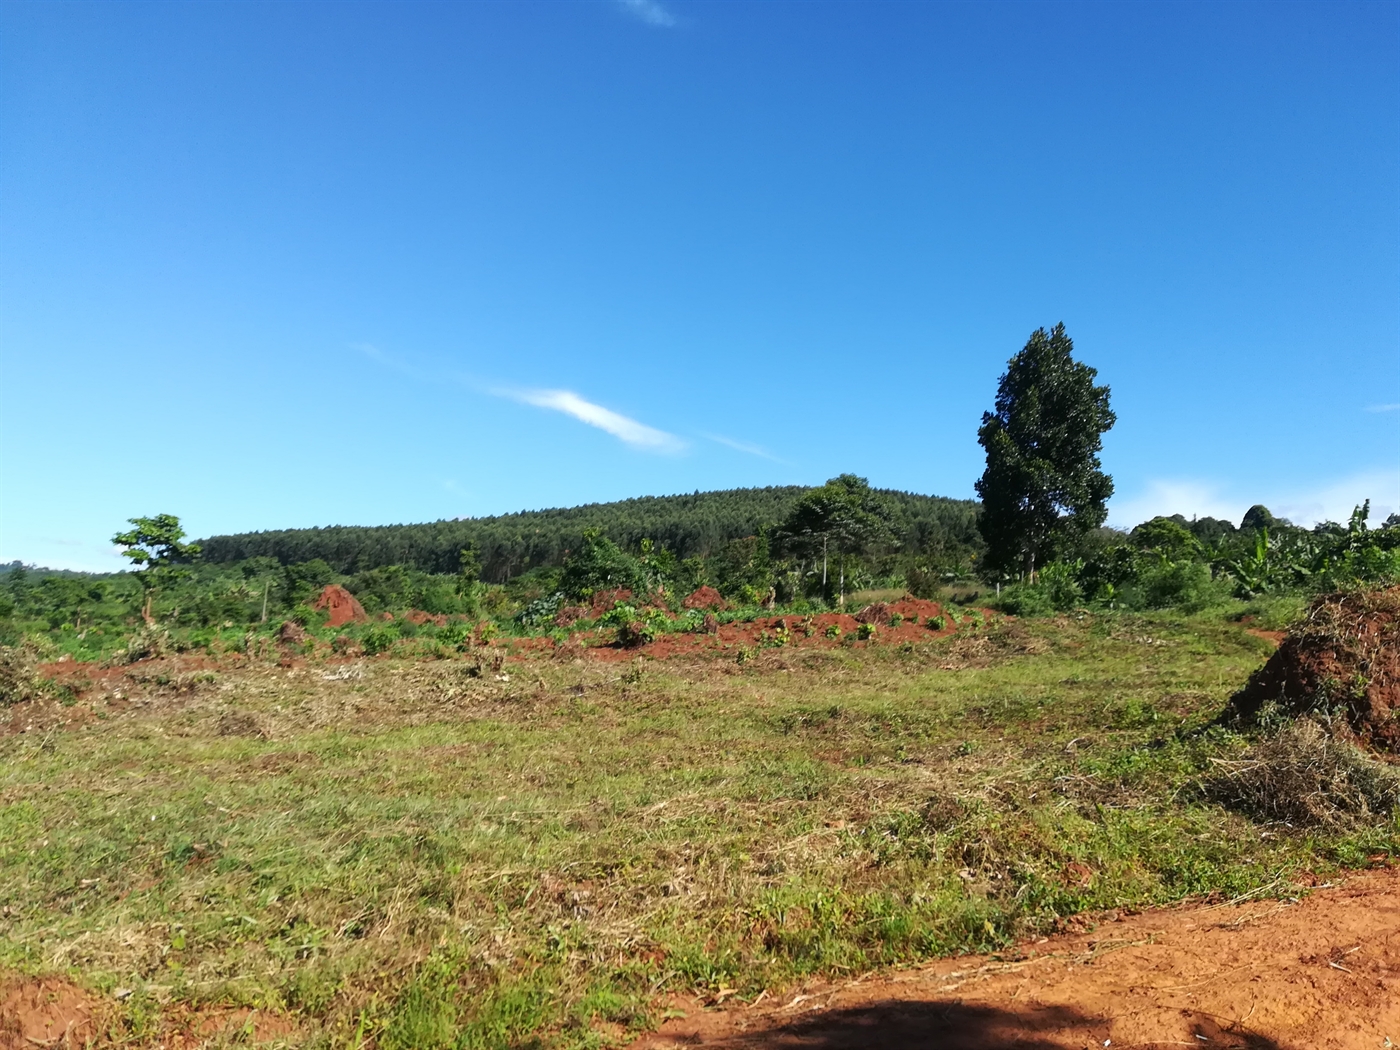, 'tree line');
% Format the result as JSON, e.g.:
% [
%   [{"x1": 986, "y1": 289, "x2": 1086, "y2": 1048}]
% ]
[{"x1": 197, "y1": 485, "x2": 983, "y2": 582}]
